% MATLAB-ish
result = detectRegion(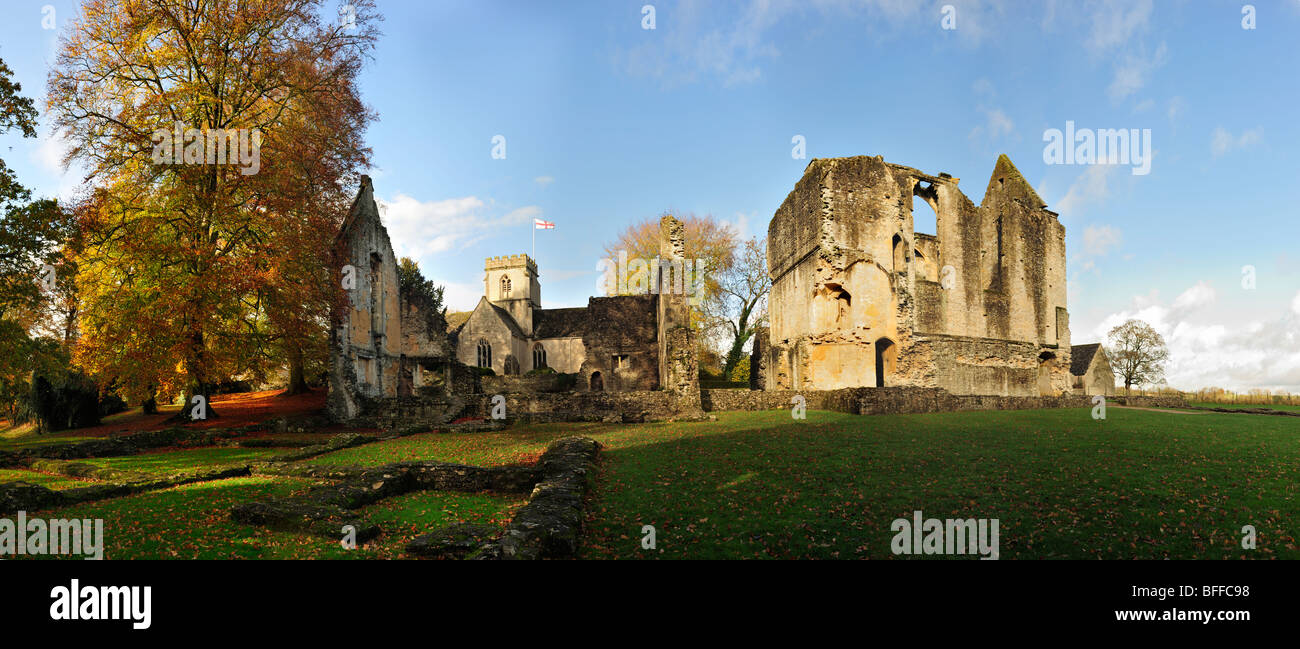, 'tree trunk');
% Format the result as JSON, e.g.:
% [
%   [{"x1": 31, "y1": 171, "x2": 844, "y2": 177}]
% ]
[{"x1": 285, "y1": 344, "x2": 309, "y2": 395}]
